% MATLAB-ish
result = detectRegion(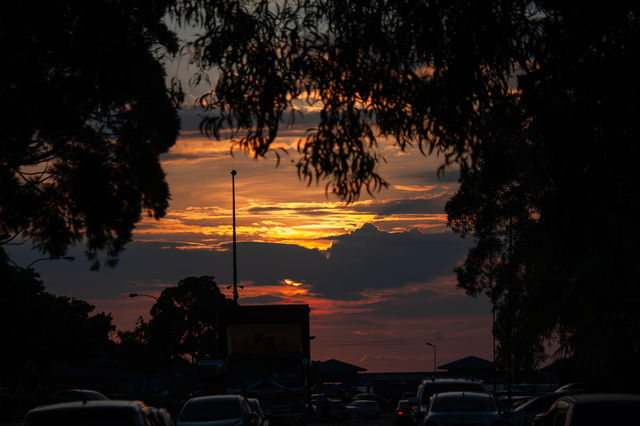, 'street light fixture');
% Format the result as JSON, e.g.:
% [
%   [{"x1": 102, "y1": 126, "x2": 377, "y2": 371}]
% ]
[{"x1": 426, "y1": 342, "x2": 437, "y2": 375}]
